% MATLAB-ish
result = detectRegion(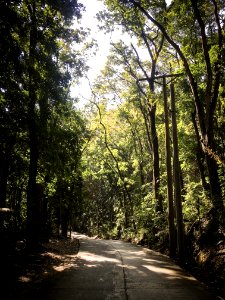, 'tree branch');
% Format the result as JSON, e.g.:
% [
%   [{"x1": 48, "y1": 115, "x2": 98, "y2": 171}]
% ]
[
  {"x1": 130, "y1": 0, "x2": 206, "y2": 136},
  {"x1": 190, "y1": 0, "x2": 212, "y2": 121},
  {"x1": 209, "y1": 0, "x2": 223, "y2": 130}
]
